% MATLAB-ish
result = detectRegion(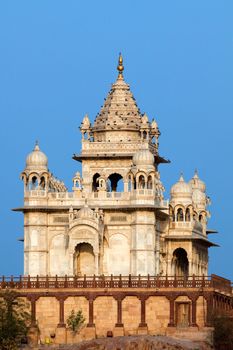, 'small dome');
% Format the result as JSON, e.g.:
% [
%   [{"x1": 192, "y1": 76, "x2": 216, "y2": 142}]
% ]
[
  {"x1": 76, "y1": 204, "x2": 94, "y2": 219},
  {"x1": 133, "y1": 149, "x2": 154, "y2": 167},
  {"x1": 81, "y1": 114, "x2": 91, "y2": 128},
  {"x1": 170, "y1": 174, "x2": 192, "y2": 196},
  {"x1": 26, "y1": 142, "x2": 48, "y2": 170},
  {"x1": 141, "y1": 113, "x2": 149, "y2": 124},
  {"x1": 189, "y1": 170, "x2": 206, "y2": 192},
  {"x1": 151, "y1": 119, "x2": 158, "y2": 130},
  {"x1": 192, "y1": 189, "x2": 206, "y2": 204}
]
